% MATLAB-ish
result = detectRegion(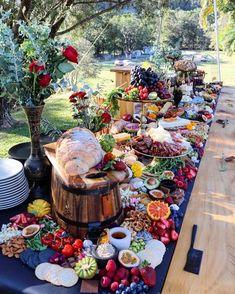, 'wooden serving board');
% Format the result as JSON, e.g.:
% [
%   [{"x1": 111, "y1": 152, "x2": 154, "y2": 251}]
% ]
[{"x1": 44, "y1": 143, "x2": 124, "y2": 190}]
